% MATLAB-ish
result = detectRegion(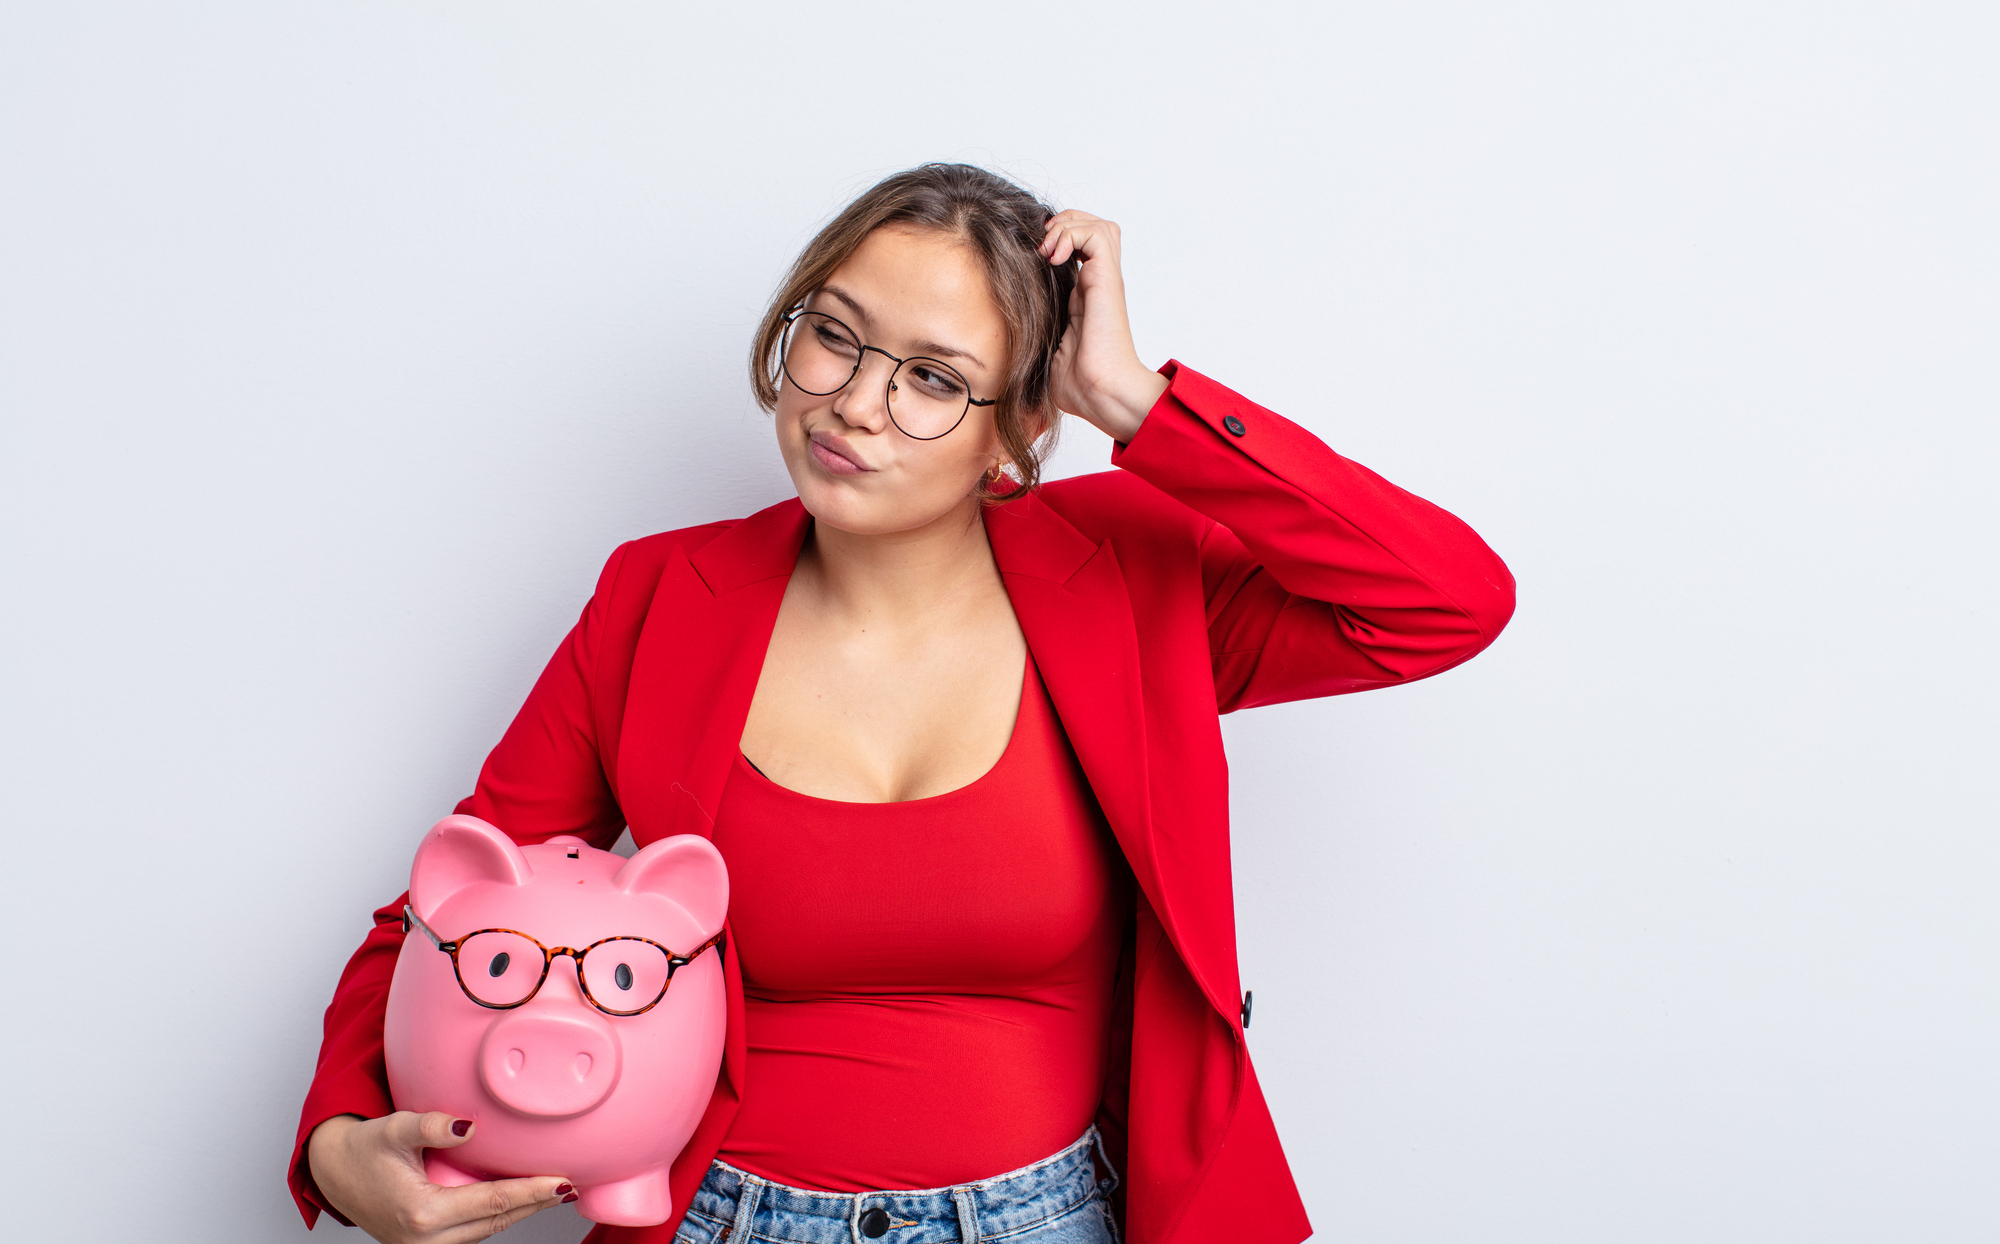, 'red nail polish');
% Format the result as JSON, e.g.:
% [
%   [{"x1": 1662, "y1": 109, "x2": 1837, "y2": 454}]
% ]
[
  {"x1": 555, "y1": 1184, "x2": 574, "y2": 1196},
  {"x1": 450, "y1": 1119, "x2": 472, "y2": 1137},
  {"x1": 561, "y1": 1193, "x2": 578, "y2": 1204}
]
